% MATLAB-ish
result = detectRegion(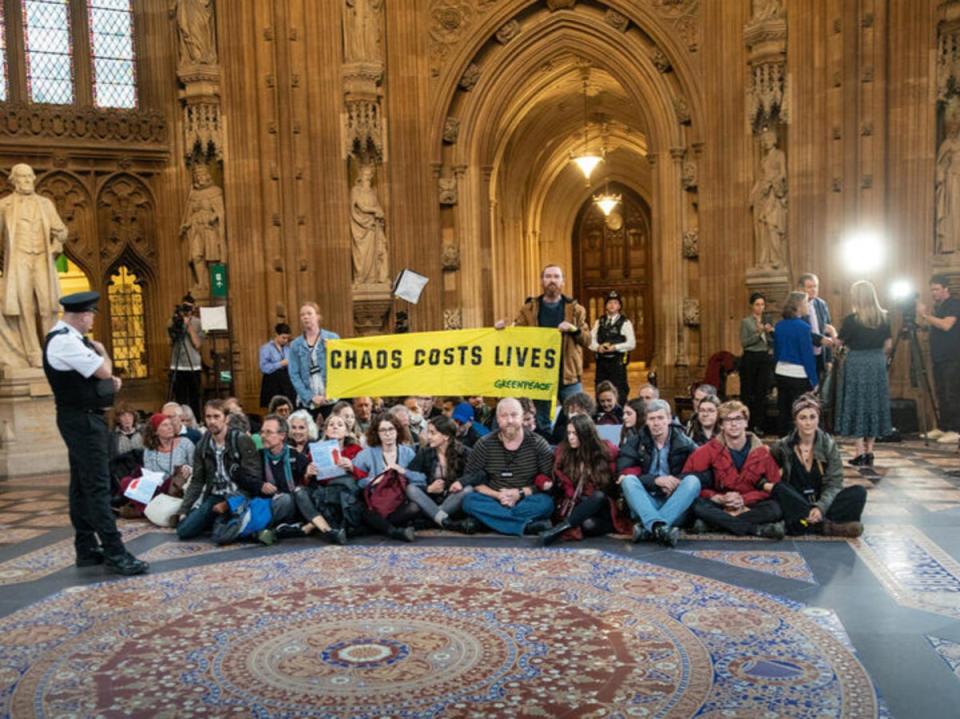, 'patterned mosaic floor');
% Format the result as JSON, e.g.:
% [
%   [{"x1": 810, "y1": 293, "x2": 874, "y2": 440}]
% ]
[{"x1": 0, "y1": 547, "x2": 882, "y2": 718}]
